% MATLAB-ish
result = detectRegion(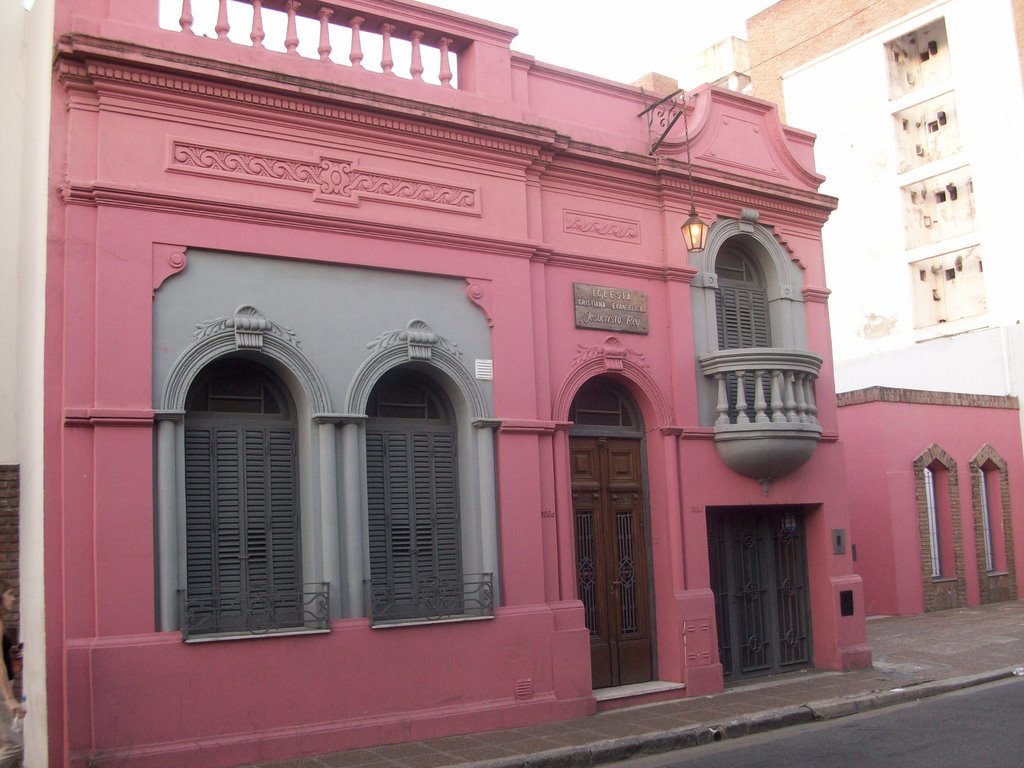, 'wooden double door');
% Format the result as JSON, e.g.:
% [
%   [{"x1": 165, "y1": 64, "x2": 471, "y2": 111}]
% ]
[{"x1": 570, "y1": 436, "x2": 653, "y2": 689}]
